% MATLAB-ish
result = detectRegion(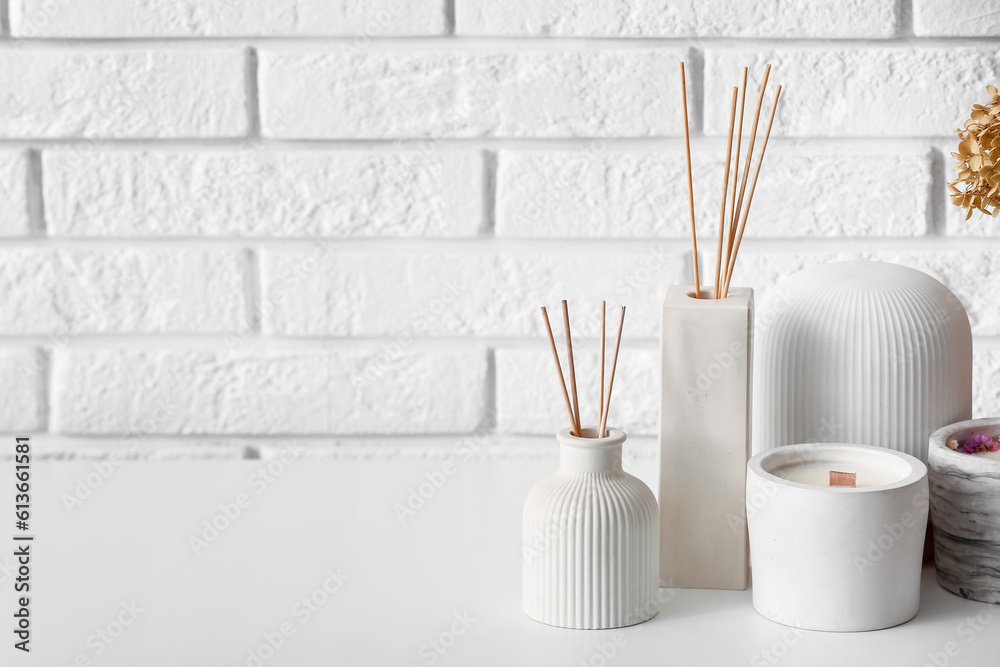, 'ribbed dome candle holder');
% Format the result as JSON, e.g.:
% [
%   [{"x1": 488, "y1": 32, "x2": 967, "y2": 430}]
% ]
[
  {"x1": 522, "y1": 426, "x2": 659, "y2": 629},
  {"x1": 754, "y1": 261, "x2": 973, "y2": 462}
]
